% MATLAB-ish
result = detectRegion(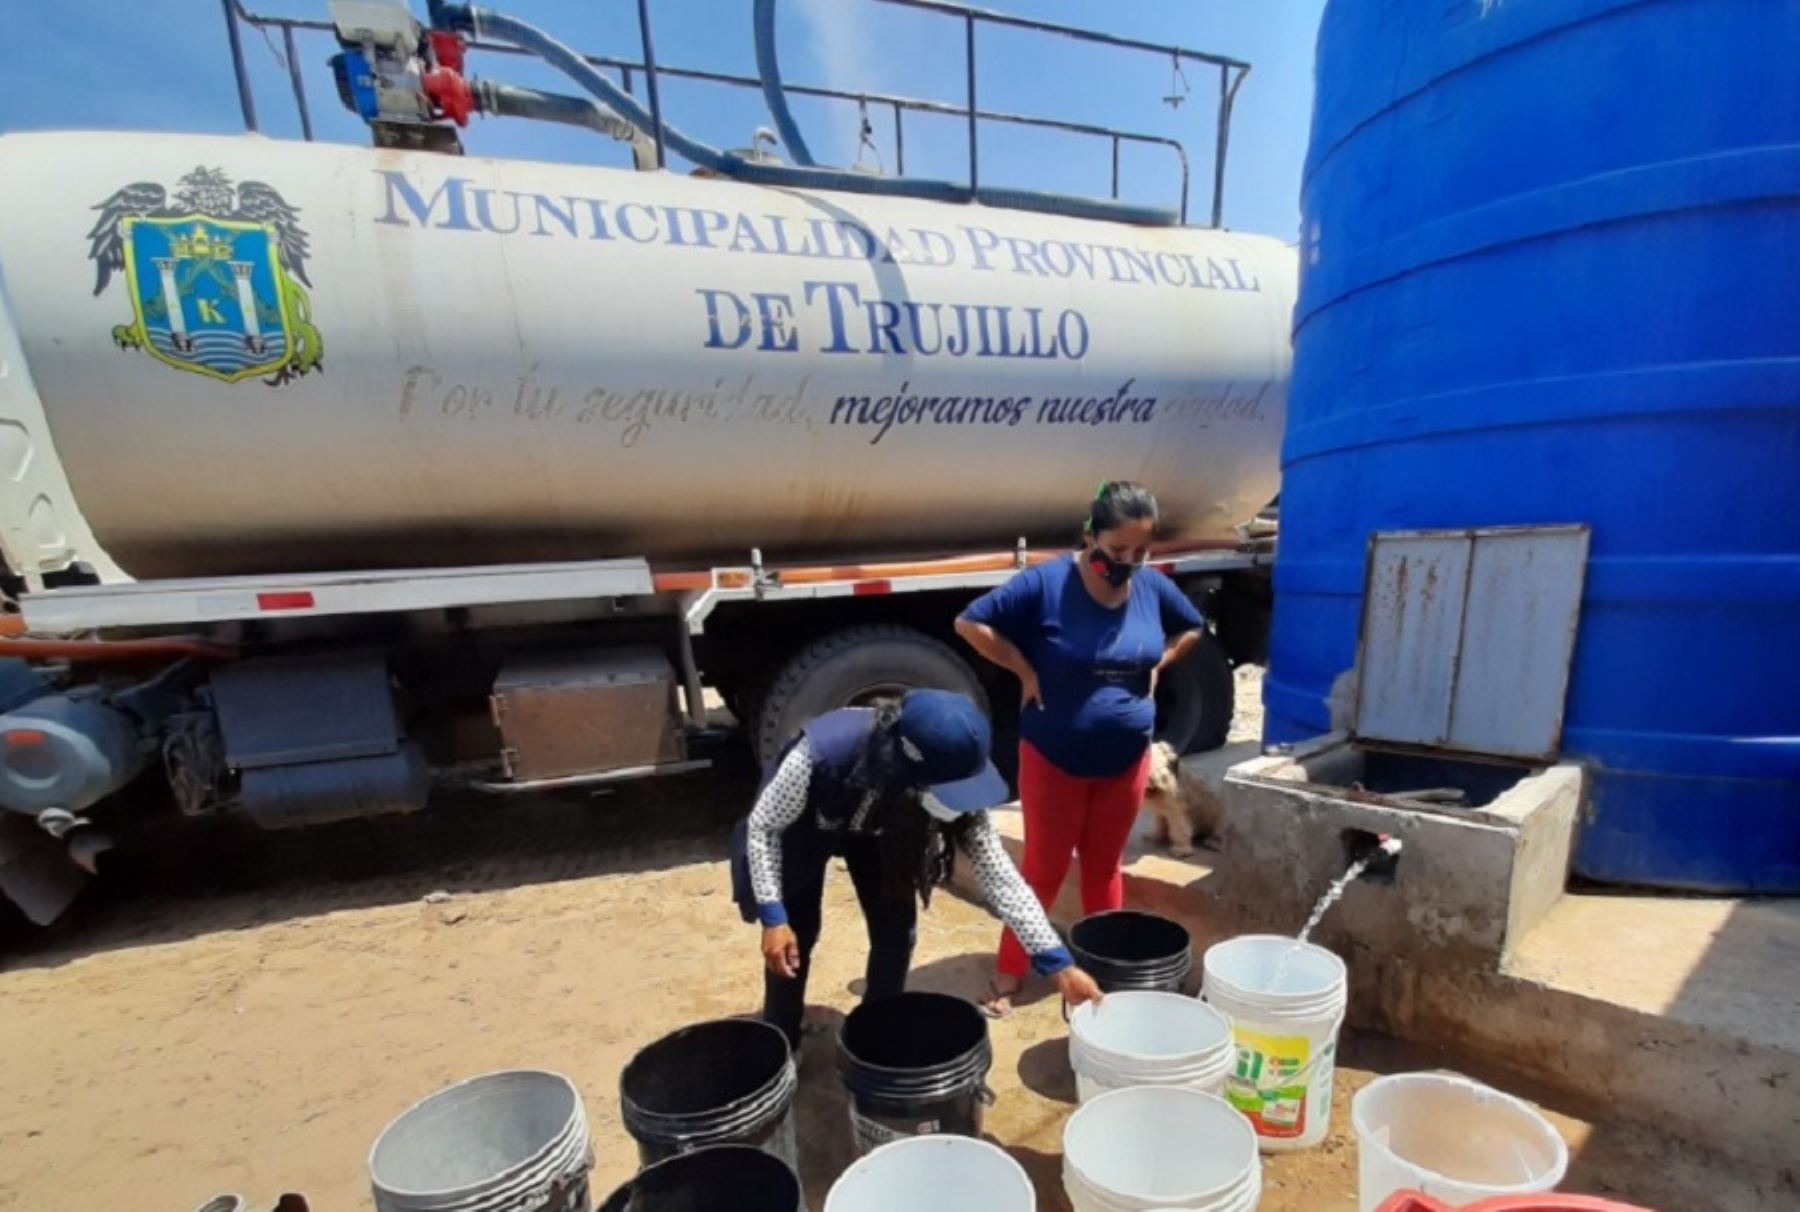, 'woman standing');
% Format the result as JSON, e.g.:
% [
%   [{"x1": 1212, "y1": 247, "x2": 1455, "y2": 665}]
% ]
[
  {"x1": 956, "y1": 482, "x2": 1205, "y2": 1014},
  {"x1": 731, "y1": 689, "x2": 1102, "y2": 1050}
]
